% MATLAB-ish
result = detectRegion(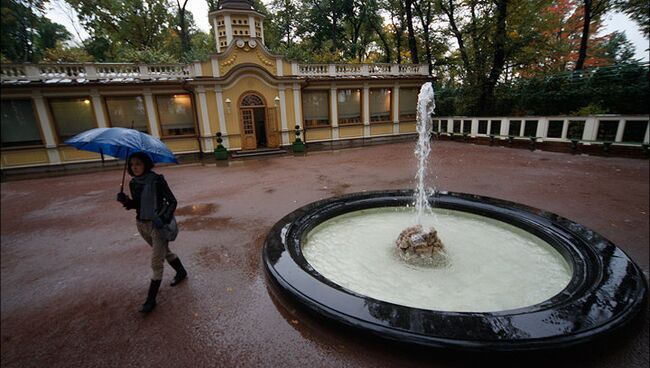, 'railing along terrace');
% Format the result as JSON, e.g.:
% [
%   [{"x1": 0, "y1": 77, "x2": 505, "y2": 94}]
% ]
[
  {"x1": 295, "y1": 62, "x2": 428, "y2": 77},
  {"x1": 2, "y1": 61, "x2": 428, "y2": 83},
  {"x1": 1, "y1": 63, "x2": 194, "y2": 83},
  {"x1": 432, "y1": 116, "x2": 650, "y2": 146}
]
